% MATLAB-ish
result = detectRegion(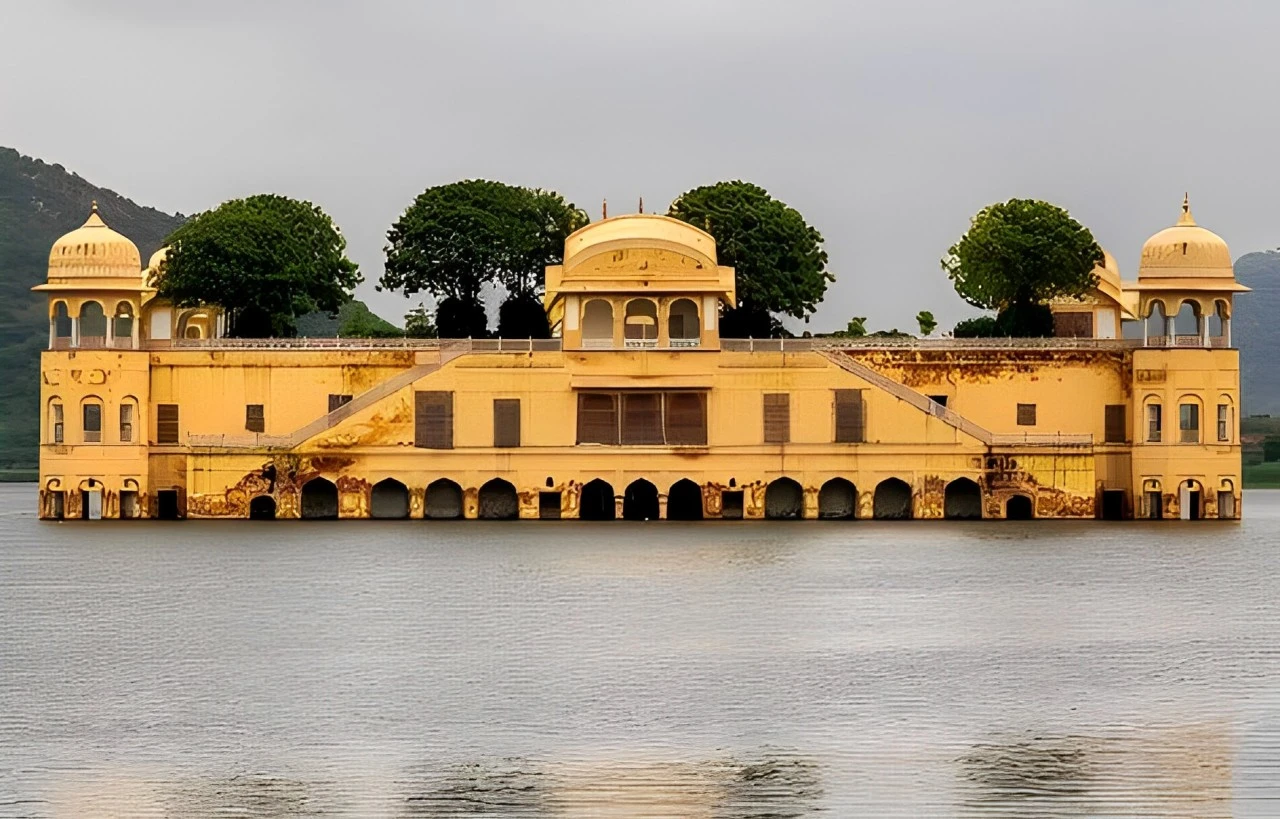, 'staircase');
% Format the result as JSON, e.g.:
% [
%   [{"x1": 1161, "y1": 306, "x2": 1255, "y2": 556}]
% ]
[{"x1": 818, "y1": 350, "x2": 995, "y2": 445}]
